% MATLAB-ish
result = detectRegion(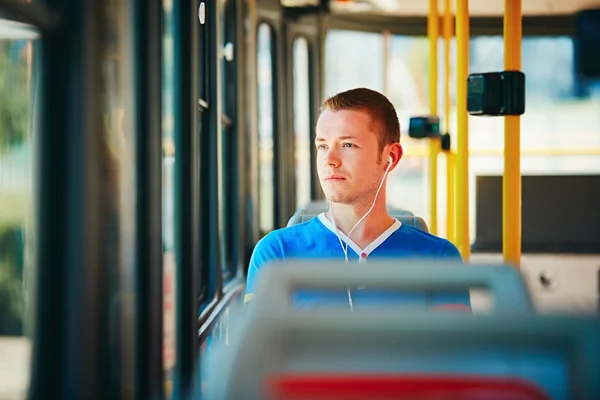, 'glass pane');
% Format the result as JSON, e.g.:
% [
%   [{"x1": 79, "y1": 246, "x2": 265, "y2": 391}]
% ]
[
  {"x1": 220, "y1": 0, "x2": 236, "y2": 114},
  {"x1": 257, "y1": 24, "x2": 275, "y2": 235},
  {"x1": 222, "y1": 126, "x2": 234, "y2": 280},
  {"x1": 467, "y1": 36, "x2": 600, "y2": 239},
  {"x1": 220, "y1": 0, "x2": 228, "y2": 111},
  {"x1": 523, "y1": 37, "x2": 599, "y2": 152},
  {"x1": 387, "y1": 35, "x2": 431, "y2": 144},
  {"x1": 324, "y1": 30, "x2": 383, "y2": 97},
  {"x1": 293, "y1": 37, "x2": 311, "y2": 209},
  {"x1": 385, "y1": 34, "x2": 600, "y2": 240},
  {"x1": 385, "y1": 35, "x2": 431, "y2": 222},
  {"x1": 162, "y1": 0, "x2": 176, "y2": 396},
  {"x1": 221, "y1": 0, "x2": 237, "y2": 280},
  {"x1": 0, "y1": 36, "x2": 36, "y2": 400},
  {"x1": 198, "y1": 0, "x2": 207, "y2": 100}
]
